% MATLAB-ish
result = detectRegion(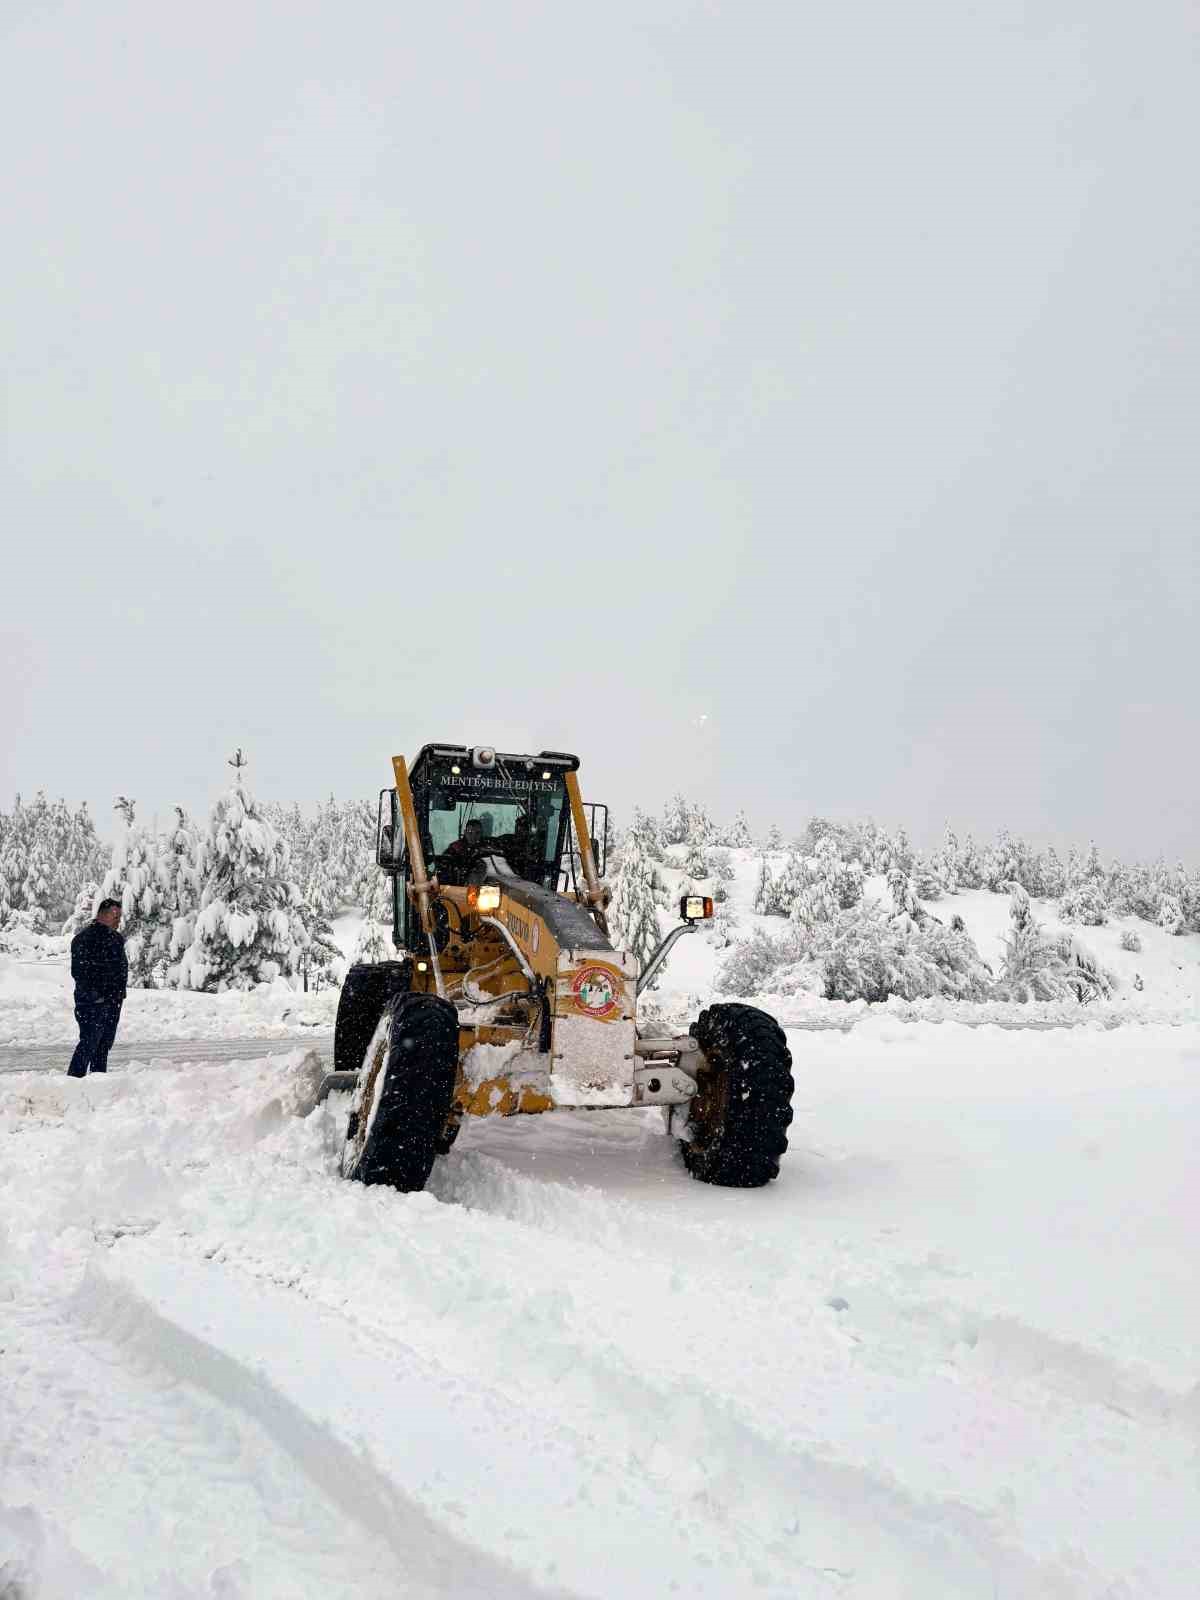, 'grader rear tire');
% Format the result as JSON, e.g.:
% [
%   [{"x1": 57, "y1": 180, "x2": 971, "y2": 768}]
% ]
[
  {"x1": 682, "y1": 1003, "x2": 794, "y2": 1188},
  {"x1": 334, "y1": 960, "x2": 412, "y2": 1075},
  {"x1": 343, "y1": 992, "x2": 459, "y2": 1192}
]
